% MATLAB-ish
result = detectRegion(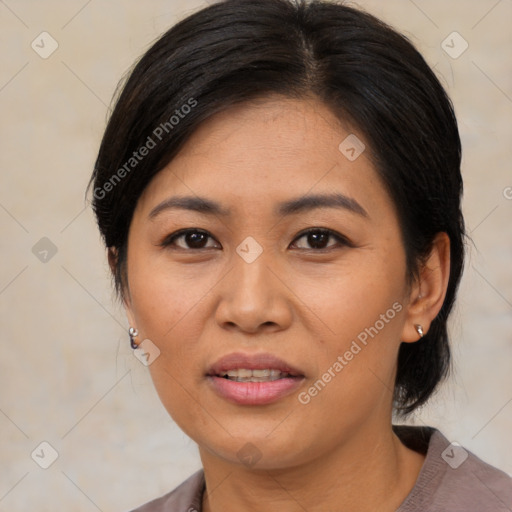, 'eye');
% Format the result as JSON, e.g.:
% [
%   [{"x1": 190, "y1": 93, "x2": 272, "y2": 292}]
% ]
[
  {"x1": 290, "y1": 228, "x2": 351, "y2": 250},
  {"x1": 160, "y1": 229, "x2": 221, "y2": 250}
]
